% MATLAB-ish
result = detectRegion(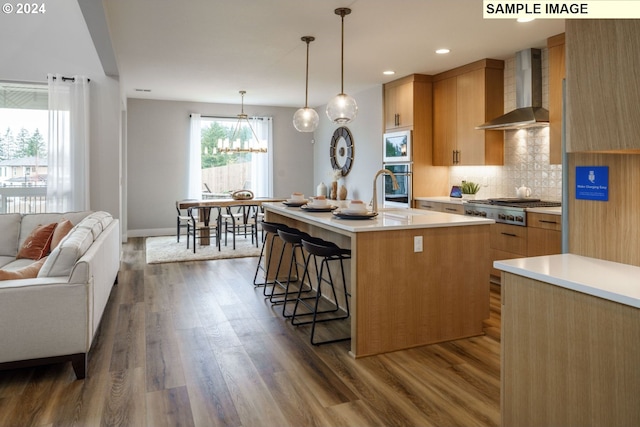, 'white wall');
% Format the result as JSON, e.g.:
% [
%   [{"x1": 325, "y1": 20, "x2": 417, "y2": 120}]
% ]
[
  {"x1": 126, "y1": 99, "x2": 314, "y2": 236},
  {"x1": 0, "y1": 0, "x2": 122, "y2": 221},
  {"x1": 313, "y1": 86, "x2": 384, "y2": 204}
]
